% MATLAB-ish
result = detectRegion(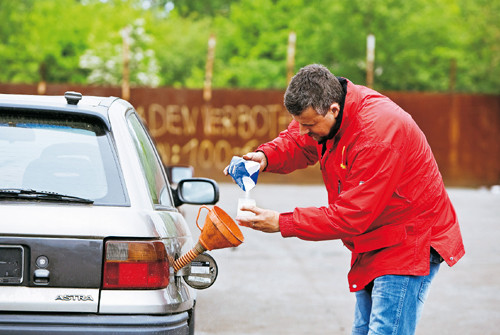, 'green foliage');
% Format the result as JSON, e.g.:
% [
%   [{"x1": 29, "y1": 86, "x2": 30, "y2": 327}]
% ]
[
  {"x1": 168, "y1": 0, "x2": 235, "y2": 17},
  {"x1": 0, "y1": 0, "x2": 90, "y2": 83},
  {"x1": 80, "y1": 19, "x2": 160, "y2": 86},
  {"x1": 148, "y1": 11, "x2": 213, "y2": 88},
  {"x1": 0, "y1": 0, "x2": 498, "y2": 93},
  {"x1": 210, "y1": 0, "x2": 299, "y2": 88}
]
